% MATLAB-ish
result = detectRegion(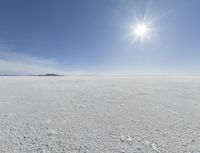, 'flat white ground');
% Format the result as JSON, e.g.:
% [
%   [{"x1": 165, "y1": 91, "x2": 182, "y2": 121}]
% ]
[{"x1": 0, "y1": 76, "x2": 200, "y2": 153}]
